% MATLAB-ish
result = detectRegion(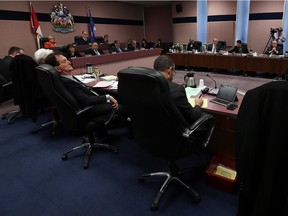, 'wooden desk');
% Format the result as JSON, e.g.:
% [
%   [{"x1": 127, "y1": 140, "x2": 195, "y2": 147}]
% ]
[
  {"x1": 200, "y1": 93, "x2": 243, "y2": 159},
  {"x1": 70, "y1": 49, "x2": 162, "y2": 75},
  {"x1": 168, "y1": 52, "x2": 284, "y2": 76}
]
